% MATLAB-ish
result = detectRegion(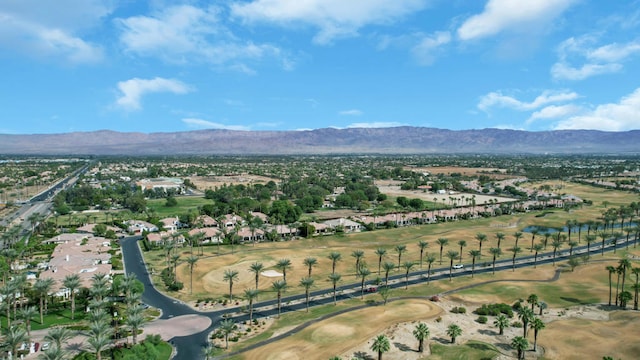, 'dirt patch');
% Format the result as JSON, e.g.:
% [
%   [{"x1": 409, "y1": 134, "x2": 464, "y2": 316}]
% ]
[{"x1": 188, "y1": 175, "x2": 278, "y2": 190}]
